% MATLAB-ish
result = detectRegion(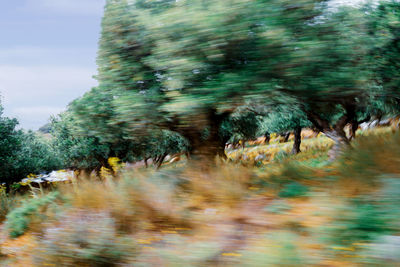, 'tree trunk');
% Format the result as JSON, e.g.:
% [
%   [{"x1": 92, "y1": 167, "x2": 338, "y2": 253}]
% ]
[
  {"x1": 155, "y1": 153, "x2": 167, "y2": 169},
  {"x1": 349, "y1": 115, "x2": 370, "y2": 140},
  {"x1": 291, "y1": 126, "x2": 302, "y2": 154},
  {"x1": 323, "y1": 129, "x2": 350, "y2": 159},
  {"x1": 284, "y1": 132, "x2": 290, "y2": 142},
  {"x1": 176, "y1": 108, "x2": 231, "y2": 162},
  {"x1": 264, "y1": 131, "x2": 271, "y2": 144},
  {"x1": 349, "y1": 121, "x2": 358, "y2": 141},
  {"x1": 279, "y1": 132, "x2": 290, "y2": 143},
  {"x1": 304, "y1": 103, "x2": 356, "y2": 160},
  {"x1": 153, "y1": 155, "x2": 160, "y2": 164},
  {"x1": 94, "y1": 165, "x2": 102, "y2": 178}
]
